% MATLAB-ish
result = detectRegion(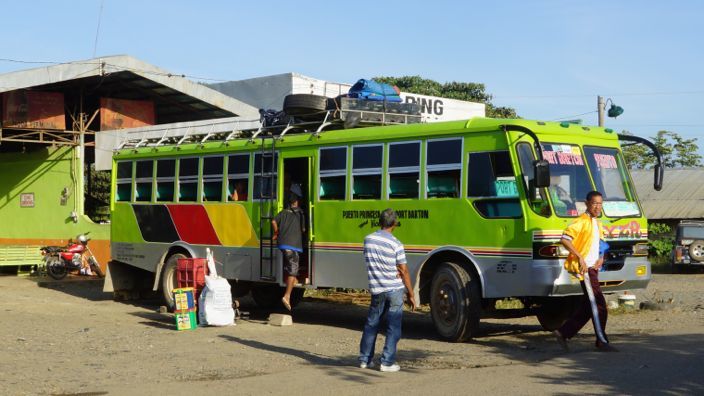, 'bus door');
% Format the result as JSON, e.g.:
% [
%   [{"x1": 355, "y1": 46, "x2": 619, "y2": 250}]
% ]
[{"x1": 282, "y1": 156, "x2": 313, "y2": 285}]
